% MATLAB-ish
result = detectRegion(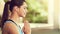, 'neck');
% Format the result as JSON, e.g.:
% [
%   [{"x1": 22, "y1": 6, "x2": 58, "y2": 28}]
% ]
[{"x1": 9, "y1": 12, "x2": 20, "y2": 24}]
